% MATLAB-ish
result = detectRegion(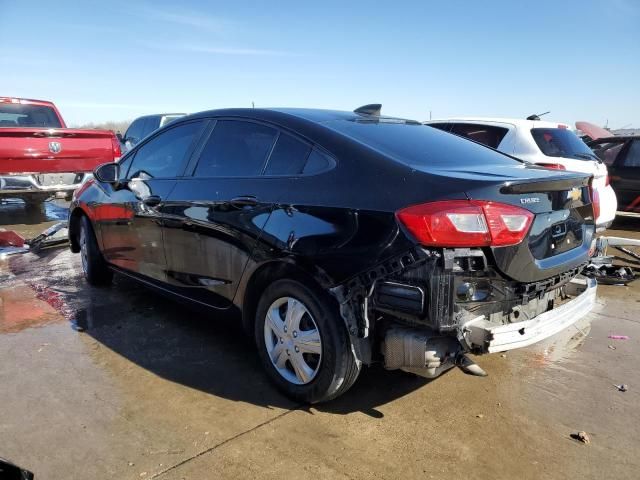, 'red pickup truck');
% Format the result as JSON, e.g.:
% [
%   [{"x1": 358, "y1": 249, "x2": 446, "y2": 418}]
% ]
[{"x1": 0, "y1": 97, "x2": 121, "y2": 206}]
